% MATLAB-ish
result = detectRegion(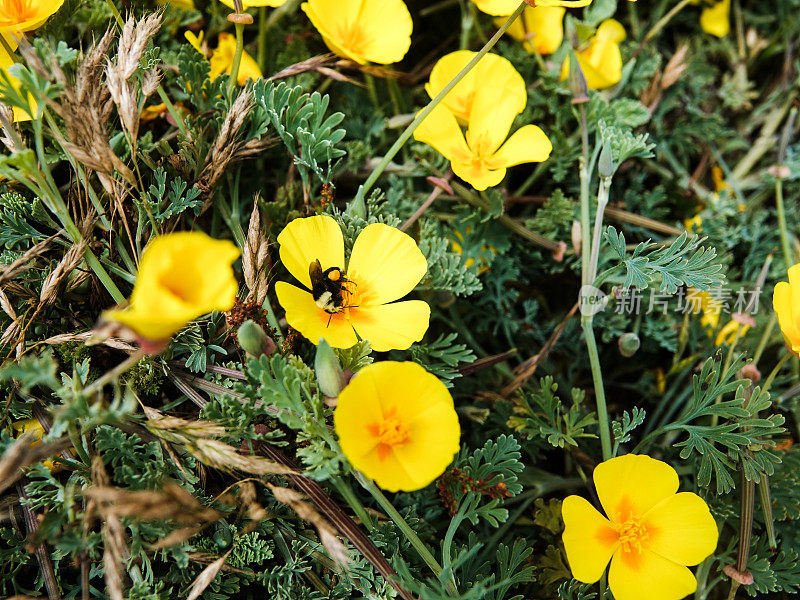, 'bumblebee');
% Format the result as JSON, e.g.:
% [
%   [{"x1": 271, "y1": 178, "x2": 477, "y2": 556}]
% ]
[{"x1": 309, "y1": 259, "x2": 352, "y2": 313}]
